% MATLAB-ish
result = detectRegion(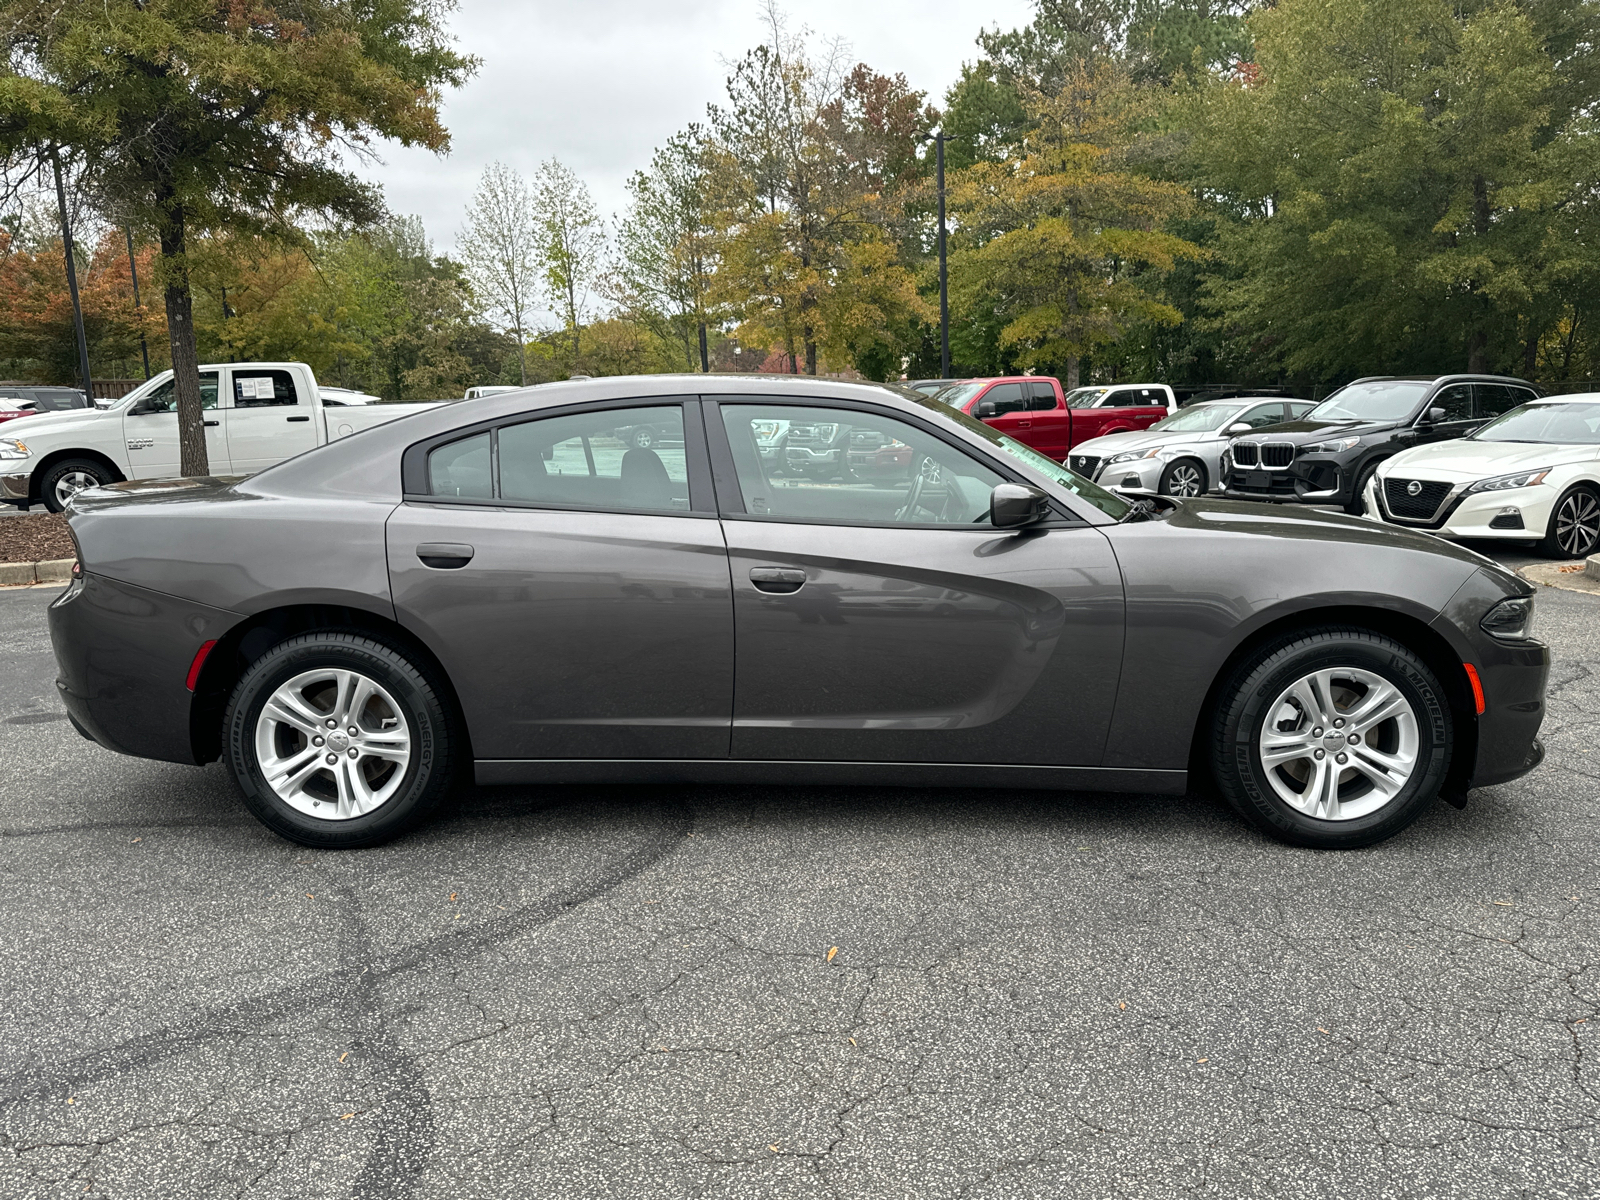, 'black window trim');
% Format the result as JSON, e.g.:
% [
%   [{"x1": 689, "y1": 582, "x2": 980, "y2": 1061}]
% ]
[
  {"x1": 702, "y1": 394, "x2": 1090, "y2": 530},
  {"x1": 401, "y1": 395, "x2": 716, "y2": 518}
]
